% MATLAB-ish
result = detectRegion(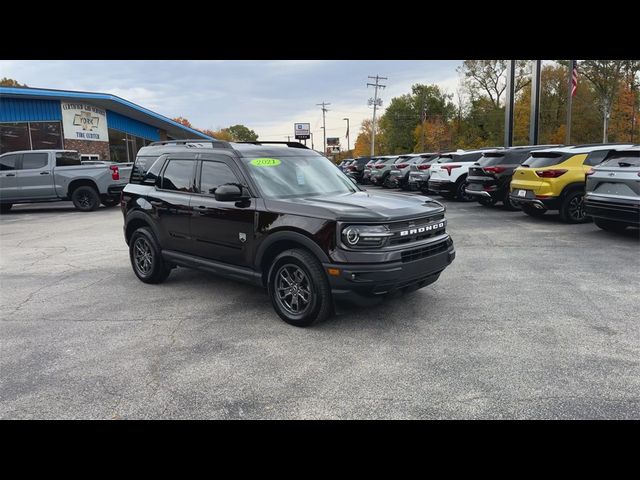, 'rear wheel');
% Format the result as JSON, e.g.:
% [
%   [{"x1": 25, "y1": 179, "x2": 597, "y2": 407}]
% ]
[
  {"x1": 594, "y1": 218, "x2": 628, "y2": 233},
  {"x1": 71, "y1": 186, "x2": 100, "y2": 211},
  {"x1": 522, "y1": 204, "x2": 547, "y2": 217},
  {"x1": 502, "y1": 189, "x2": 519, "y2": 211},
  {"x1": 455, "y1": 177, "x2": 473, "y2": 201},
  {"x1": 559, "y1": 190, "x2": 590, "y2": 224},
  {"x1": 0, "y1": 203, "x2": 12, "y2": 213},
  {"x1": 129, "y1": 227, "x2": 171, "y2": 284},
  {"x1": 268, "y1": 248, "x2": 332, "y2": 327}
]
